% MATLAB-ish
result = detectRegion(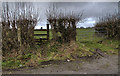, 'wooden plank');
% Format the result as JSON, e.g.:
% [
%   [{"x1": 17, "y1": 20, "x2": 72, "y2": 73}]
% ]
[
  {"x1": 35, "y1": 41, "x2": 41, "y2": 42},
  {"x1": 34, "y1": 29, "x2": 48, "y2": 31},
  {"x1": 34, "y1": 34, "x2": 47, "y2": 36},
  {"x1": 35, "y1": 38, "x2": 47, "y2": 41},
  {"x1": 41, "y1": 38, "x2": 48, "y2": 40},
  {"x1": 35, "y1": 39, "x2": 41, "y2": 41}
]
